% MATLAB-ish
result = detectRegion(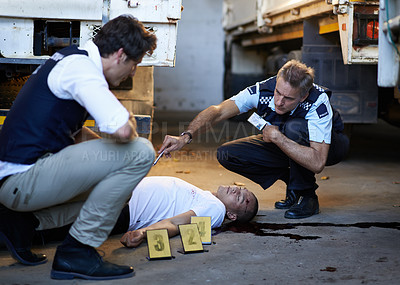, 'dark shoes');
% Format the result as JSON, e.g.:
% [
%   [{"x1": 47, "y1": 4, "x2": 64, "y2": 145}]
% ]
[
  {"x1": 0, "y1": 204, "x2": 47, "y2": 265},
  {"x1": 284, "y1": 195, "x2": 320, "y2": 219},
  {"x1": 0, "y1": 232, "x2": 47, "y2": 265},
  {"x1": 275, "y1": 185, "x2": 320, "y2": 219},
  {"x1": 51, "y1": 245, "x2": 134, "y2": 280},
  {"x1": 274, "y1": 189, "x2": 299, "y2": 209}
]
